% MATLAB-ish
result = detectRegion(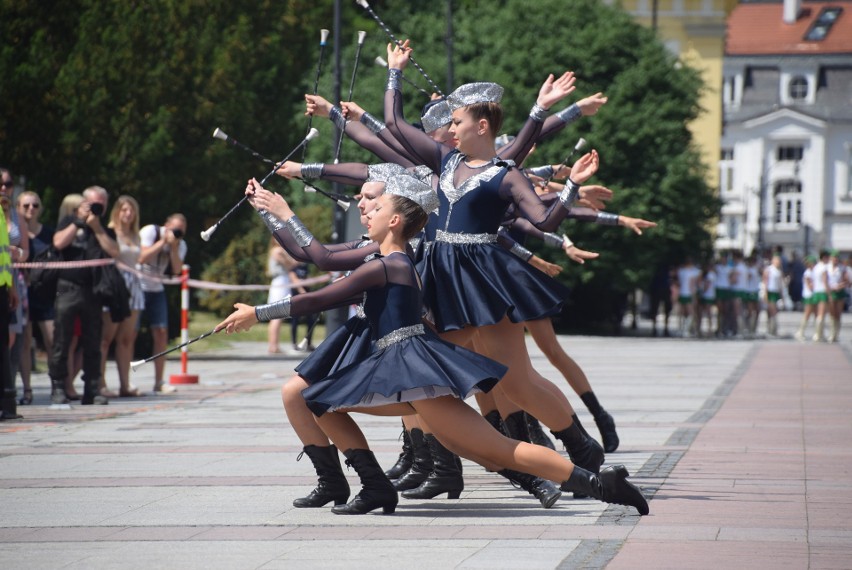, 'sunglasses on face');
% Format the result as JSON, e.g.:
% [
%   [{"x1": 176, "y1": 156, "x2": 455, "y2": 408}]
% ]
[
  {"x1": 21, "y1": 203, "x2": 40, "y2": 209},
  {"x1": 0, "y1": 181, "x2": 13, "y2": 188}
]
